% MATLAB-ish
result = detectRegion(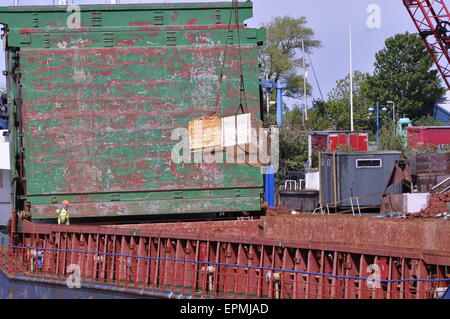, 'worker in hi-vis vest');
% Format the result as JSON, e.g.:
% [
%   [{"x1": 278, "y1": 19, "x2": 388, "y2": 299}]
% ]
[{"x1": 57, "y1": 200, "x2": 70, "y2": 225}]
